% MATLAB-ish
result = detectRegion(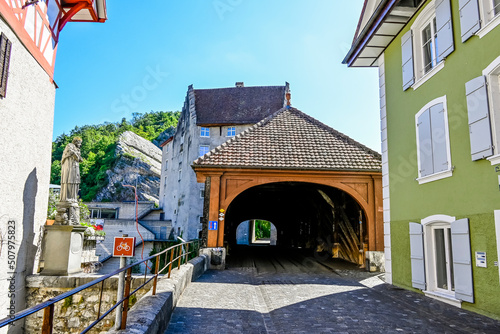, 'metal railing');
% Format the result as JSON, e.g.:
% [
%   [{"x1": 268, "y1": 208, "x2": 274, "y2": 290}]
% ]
[{"x1": 0, "y1": 240, "x2": 200, "y2": 333}]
